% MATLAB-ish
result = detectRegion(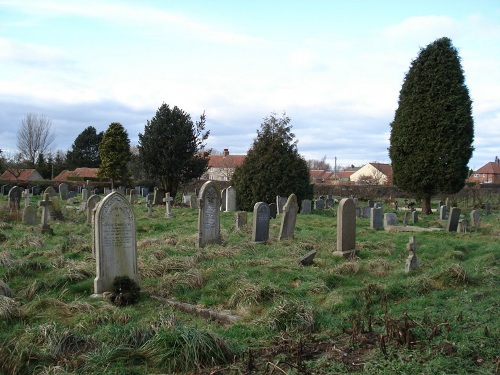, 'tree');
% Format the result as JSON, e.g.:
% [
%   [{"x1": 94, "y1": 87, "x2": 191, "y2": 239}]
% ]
[
  {"x1": 17, "y1": 113, "x2": 56, "y2": 167},
  {"x1": 231, "y1": 112, "x2": 313, "y2": 211},
  {"x1": 389, "y1": 37, "x2": 474, "y2": 214},
  {"x1": 66, "y1": 126, "x2": 103, "y2": 169},
  {"x1": 307, "y1": 155, "x2": 332, "y2": 171},
  {"x1": 97, "y1": 122, "x2": 131, "y2": 188},
  {"x1": 138, "y1": 103, "x2": 210, "y2": 197}
]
